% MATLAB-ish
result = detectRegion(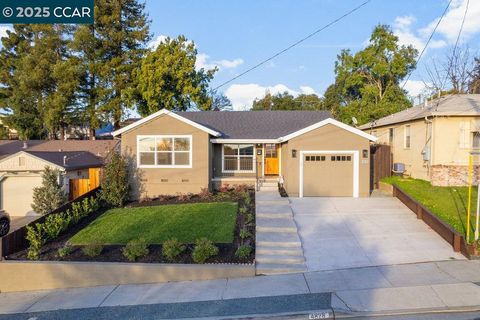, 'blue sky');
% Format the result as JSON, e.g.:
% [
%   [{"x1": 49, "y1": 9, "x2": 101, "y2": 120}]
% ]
[{"x1": 145, "y1": 0, "x2": 480, "y2": 110}]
